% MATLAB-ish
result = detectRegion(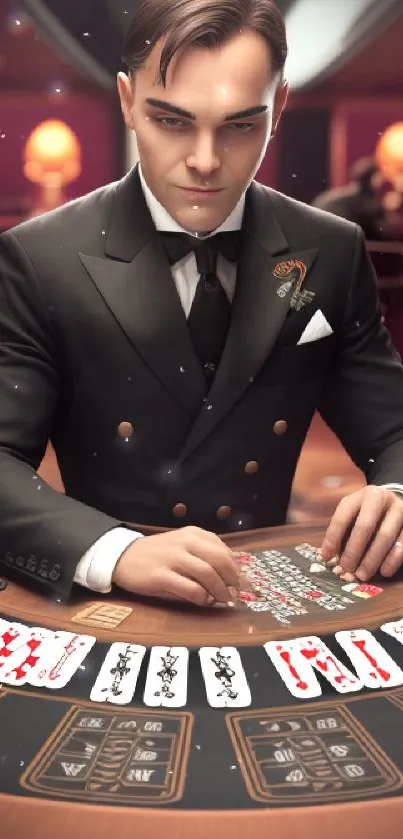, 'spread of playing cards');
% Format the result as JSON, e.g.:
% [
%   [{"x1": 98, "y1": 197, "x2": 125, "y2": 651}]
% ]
[
  {"x1": 3, "y1": 540, "x2": 403, "y2": 831},
  {"x1": 234, "y1": 544, "x2": 384, "y2": 623}
]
